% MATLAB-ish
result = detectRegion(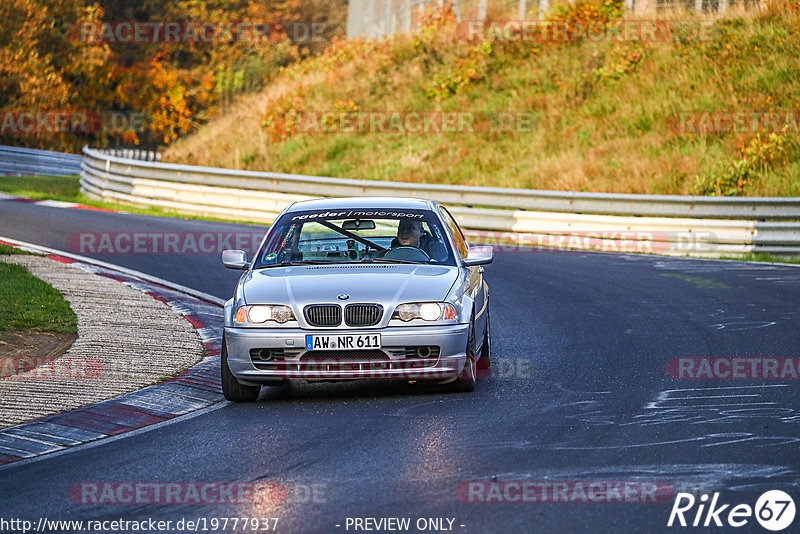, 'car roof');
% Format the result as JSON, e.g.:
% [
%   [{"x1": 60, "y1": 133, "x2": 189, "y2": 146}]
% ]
[{"x1": 285, "y1": 197, "x2": 437, "y2": 212}]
